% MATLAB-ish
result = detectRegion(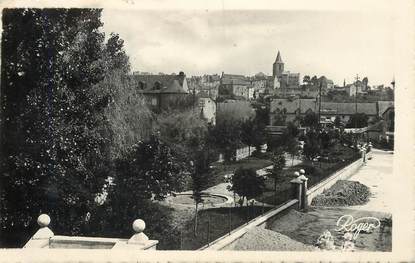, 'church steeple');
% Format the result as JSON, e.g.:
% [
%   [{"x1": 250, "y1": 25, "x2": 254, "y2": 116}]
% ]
[
  {"x1": 275, "y1": 50, "x2": 283, "y2": 63},
  {"x1": 273, "y1": 50, "x2": 284, "y2": 77}
]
